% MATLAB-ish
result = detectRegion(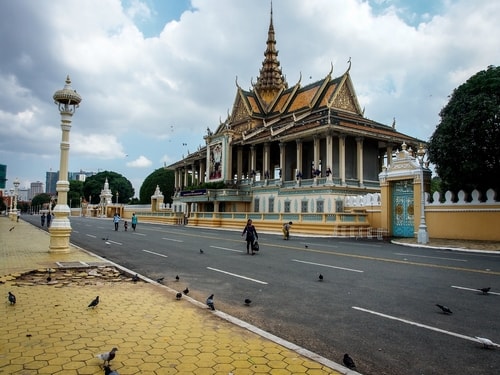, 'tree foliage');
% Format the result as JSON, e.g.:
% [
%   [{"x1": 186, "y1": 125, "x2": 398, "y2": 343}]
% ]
[
  {"x1": 427, "y1": 65, "x2": 500, "y2": 195},
  {"x1": 68, "y1": 180, "x2": 84, "y2": 207},
  {"x1": 139, "y1": 168, "x2": 175, "y2": 204},
  {"x1": 31, "y1": 193, "x2": 52, "y2": 208},
  {"x1": 83, "y1": 171, "x2": 134, "y2": 204}
]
